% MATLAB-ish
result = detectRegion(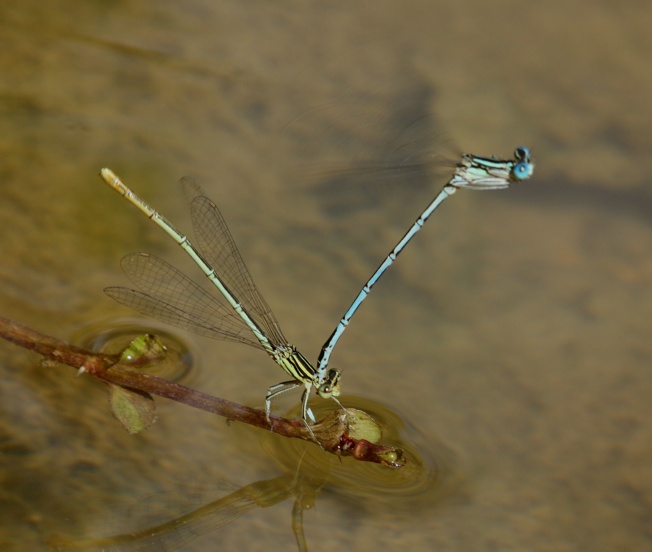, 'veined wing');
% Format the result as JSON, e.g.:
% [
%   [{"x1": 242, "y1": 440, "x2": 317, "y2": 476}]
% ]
[
  {"x1": 105, "y1": 252, "x2": 263, "y2": 349},
  {"x1": 183, "y1": 179, "x2": 287, "y2": 348}
]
